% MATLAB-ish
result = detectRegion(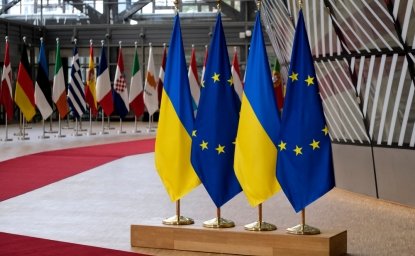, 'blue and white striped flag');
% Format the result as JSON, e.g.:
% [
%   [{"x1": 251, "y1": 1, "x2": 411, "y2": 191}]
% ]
[{"x1": 67, "y1": 45, "x2": 86, "y2": 119}]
